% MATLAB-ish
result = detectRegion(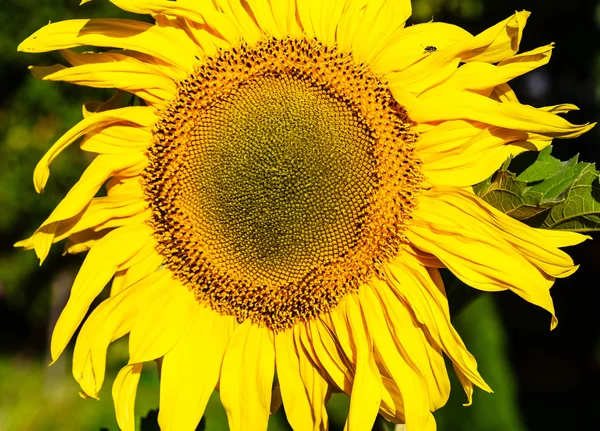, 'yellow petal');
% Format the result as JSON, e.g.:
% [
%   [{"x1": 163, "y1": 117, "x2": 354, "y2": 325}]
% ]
[
  {"x1": 460, "y1": 11, "x2": 530, "y2": 63},
  {"x1": 491, "y1": 82, "x2": 520, "y2": 103},
  {"x1": 453, "y1": 365, "x2": 475, "y2": 406},
  {"x1": 388, "y1": 56, "x2": 461, "y2": 96},
  {"x1": 295, "y1": 0, "x2": 317, "y2": 39},
  {"x1": 158, "y1": 307, "x2": 234, "y2": 431},
  {"x1": 80, "y1": 90, "x2": 128, "y2": 118},
  {"x1": 67, "y1": 211, "x2": 152, "y2": 253},
  {"x1": 72, "y1": 270, "x2": 166, "y2": 397},
  {"x1": 298, "y1": 320, "x2": 352, "y2": 393},
  {"x1": 24, "y1": 153, "x2": 147, "y2": 262},
  {"x1": 347, "y1": 0, "x2": 412, "y2": 65},
  {"x1": 214, "y1": 0, "x2": 262, "y2": 44},
  {"x1": 52, "y1": 194, "x2": 148, "y2": 244},
  {"x1": 373, "y1": 21, "x2": 471, "y2": 74},
  {"x1": 128, "y1": 277, "x2": 196, "y2": 363},
  {"x1": 51, "y1": 223, "x2": 155, "y2": 362},
  {"x1": 33, "y1": 107, "x2": 154, "y2": 193},
  {"x1": 112, "y1": 363, "x2": 143, "y2": 431},
  {"x1": 296, "y1": 339, "x2": 329, "y2": 430},
  {"x1": 270, "y1": 0, "x2": 302, "y2": 39},
  {"x1": 411, "y1": 90, "x2": 595, "y2": 139},
  {"x1": 245, "y1": 0, "x2": 281, "y2": 37},
  {"x1": 111, "y1": 251, "x2": 164, "y2": 296},
  {"x1": 183, "y1": 4, "x2": 244, "y2": 46},
  {"x1": 104, "y1": 0, "x2": 209, "y2": 24},
  {"x1": 32, "y1": 57, "x2": 177, "y2": 104},
  {"x1": 426, "y1": 44, "x2": 553, "y2": 95},
  {"x1": 220, "y1": 320, "x2": 275, "y2": 431},
  {"x1": 325, "y1": 305, "x2": 356, "y2": 364},
  {"x1": 408, "y1": 186, "x2": 584, "y2": 329},
  {"x1": 343, "y1": 297, "x2": 382, "y2": 431},
  {"x1": 419, "y1": 121, "x2": 541, "y2": 187},
  {"x1": 314, "y1": 0, "x2": 347, "y2": 45},
  {"x1": 362, "y1": 284, "x2": 436, "y2": 424},
  {"x1": 535, "y1": 228, "x2": 590, "y2": 248},
  {"x1": 384, "y1": 10, "x2": 530, "y2": 96},
  {"x1": 19, "y1": 18, "x2": 200, "y2": 71},
  {"x1": 383, "y1": 255, "x2": 491, "y2": 393},
  {"x1": 122, "y1": 7, "x2": 228, "y2": 59},
  {"x1": 275, "y1": 329, "x2": 317, "y2": 431},
  {"x1": 61, "y1": 229, "x2": 107, "y2": 255}
]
